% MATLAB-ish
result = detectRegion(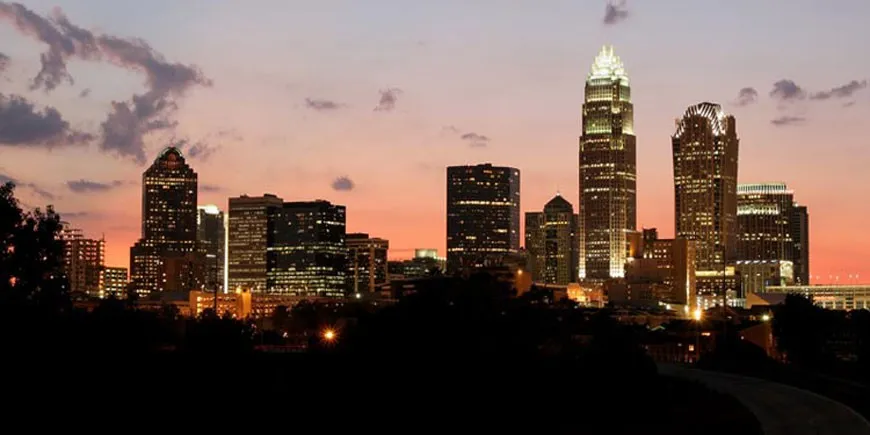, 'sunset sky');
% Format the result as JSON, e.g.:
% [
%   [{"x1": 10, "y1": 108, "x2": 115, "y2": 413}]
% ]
[{"x1": 2, "y1": 0, "x2": 869, "y2": 283}]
